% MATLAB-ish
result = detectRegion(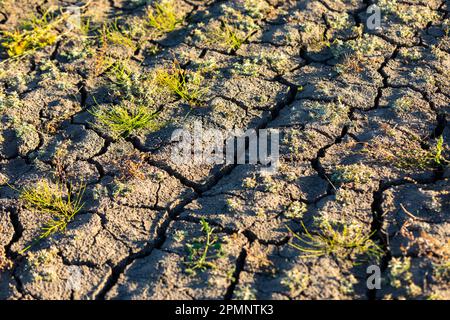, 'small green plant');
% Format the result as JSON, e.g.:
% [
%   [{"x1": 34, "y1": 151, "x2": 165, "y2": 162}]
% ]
[
  {"x1": 285, "y1": 201, "x2": 307, "y2": 219},
  {"x1": 387, "y1": 256, "x2": 422, "y2": 297},
  {"x1": 208, "y1": 21, "x2": 254, "y2": 53},
  {"x1": 432, "y1": 135, "x2": 446, "y2": 166},
  {"x1": 104, "y1": 59, "x2": 156, "y2": 103},
  {"x1": 300, "y1": 22, "x2": 330, "y2": 52},
  {"x1": 328, "y1": 13, "x2": 351, "y2": 31},
  {"x1": 147, "y1": 0, "x2": 183, "y2": 33},
  {"x1": 91, "y1": 103, "x2": 160, "y2": 139},
  {"x1": 433, "y1": 260, "x2": 450, "y2": 281},
  {"x1": 231, "y1": 58, "x2": 260, "y2": 76},
  {"x1": 399, "y1": 47, "x2": 422, "y2": 61},
  {"x1": 100, "y1": 21, "x2": 136, "y2": 51},
  {"x1": 0, "y1": 89, "x2": 22, "y2": 113},
  {"x1": 281, "y1": 268, "x2": 309, "y2": 296},
  {"x1": 1, "y1": 9, "x2": 61, "y2": 57},
  {"x1": 242, "y1": 0, "x2": 271, "y2": 19},
  {"x1": 335, "y1": 53, "x2": 363, "y2": 74},
  {"x1": 154, "y1": 61, "x2": 206, "y2": 105},
  {"x1": 185, "y1": 219, "x2": 224, "y2": 274},
  {"x1": 226, "y1": 198, "x2": 241, "y2": 212},
  {"x1": 306, "y1": 99, "x2": 350, "y2": 126},
  {"x1": 393, "y1": 95, "x2": 414, "y2": 114},
  {"x1": 261, "y1": 51, "x2": 291, "y2": 75},
  {"x1": 379, "y1": 0, "x2": 439, "y2": 28},
  {"x1": 389, "y1": 257, "x2": 412, "y2": 288},
  {"x1": 14, "y1": 122, "x2": 36, "y2": 139},
  {"x1": 234, "y1": 285, "x2": 257, "y2": 300},
  {"x1": 19, "y1": 180, "x2": 85, "y2": 253},
  {"x1": 106, "y1": 60, "x2": 134, "y2": 88},
  {"x1": 25, "y1": 247, "x2": 59, "y2": 282},
  {"x1": 331, "y1": 164, "x2": 373, "y2": 185},
  {"x1": 287, "y1": 219, "x2": 383, "y2": 262},
  {"x1": 173, "y1": 230, "x2": 186, "y2": 243},
  {"x1": 386, "y1": 135, "x2": 447, "y2": 169},
  {"x1": 331, "y1": 33, "x2": 386, "y2": 60},
  {"x1": 242, "y1": 176, "x2": 257, "y2": 188}
]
